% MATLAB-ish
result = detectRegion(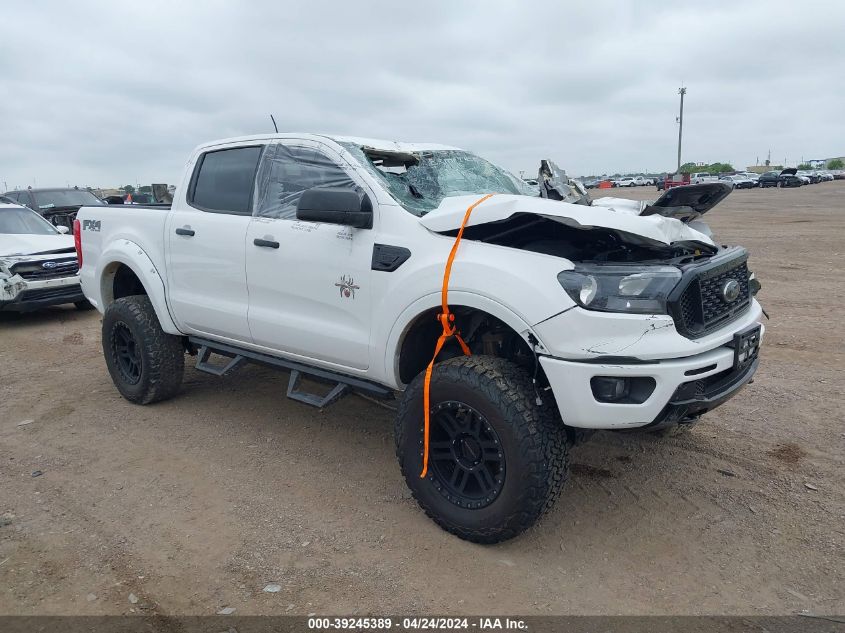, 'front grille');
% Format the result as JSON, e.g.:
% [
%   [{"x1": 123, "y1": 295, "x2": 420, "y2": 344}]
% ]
[
  {"x1": 673, "y1": 256, "x2": 751, "y2": 338},
  {"x1": 10, "y1": 259, "x2": 79, "y2": 280},
  {"x1": 683, "y1": 366, "x2": 736, "y2": 400}
]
